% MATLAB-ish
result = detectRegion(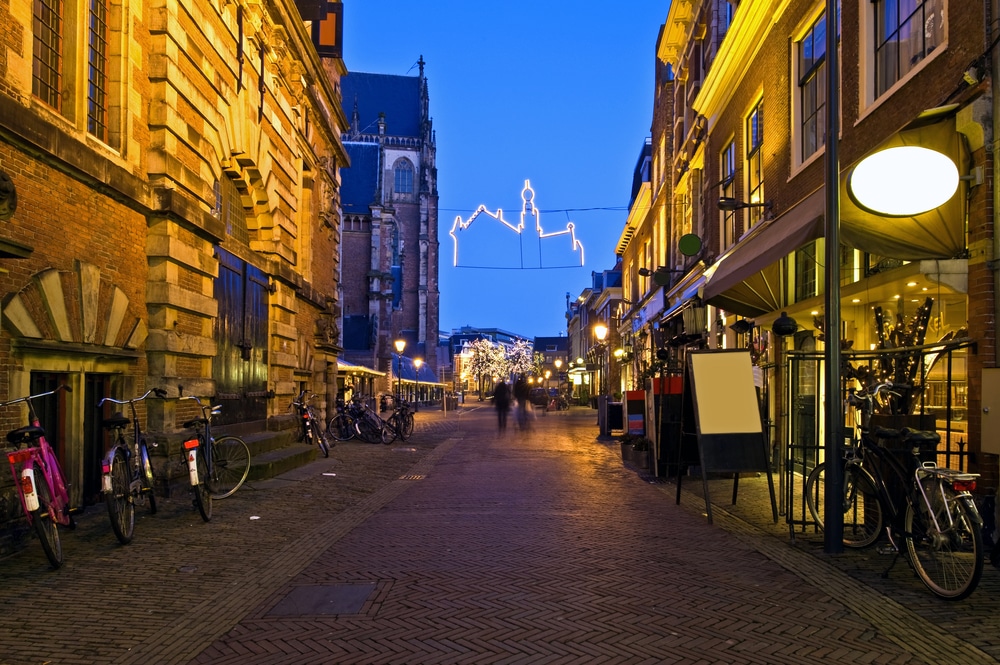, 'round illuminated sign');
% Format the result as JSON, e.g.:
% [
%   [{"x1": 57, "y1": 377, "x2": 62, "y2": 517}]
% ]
[
  {"x1": 678, "y1": 233, "x2": 702, "y2": 256},
  {"x1": 847, "y1": 146, "x2": 959, "y2": 217}
]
